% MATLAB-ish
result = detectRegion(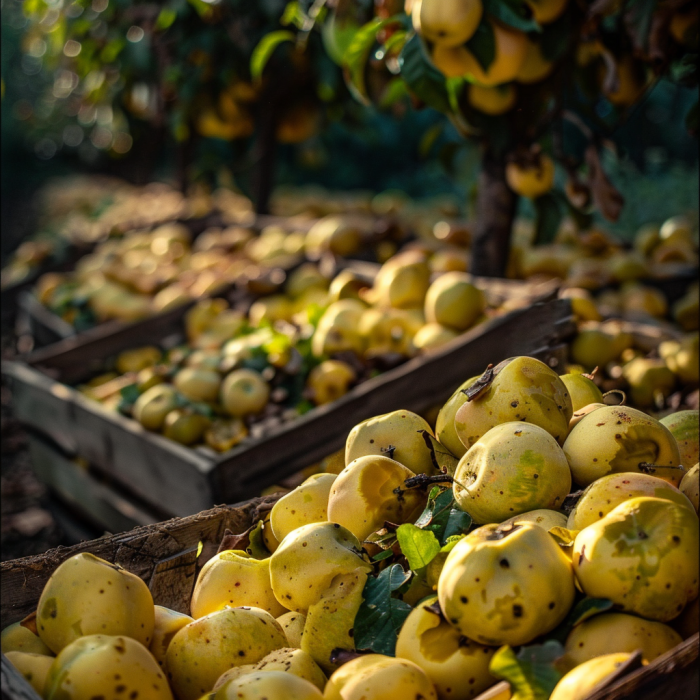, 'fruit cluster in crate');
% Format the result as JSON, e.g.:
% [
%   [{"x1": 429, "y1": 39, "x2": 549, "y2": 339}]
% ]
[
  {"x1": 512, "y1": 214, "x2": 698, "y2": 284},
  {"x1": 1, "y1": 177, "x2": 243, "y2": 291},
  {"x1": 524, "y1": 215, "x2": 700, "y2": 414},
  {"x1": 75, "y1": 251, "x2": 499, "y2": 452},
  {"x1": 3, "y1": 356, "x2": 698, "y2": 700},
  {"x1": 29, "y1": 210, "x2": 406, "y2": 331}
]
